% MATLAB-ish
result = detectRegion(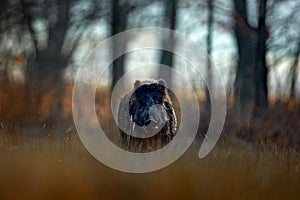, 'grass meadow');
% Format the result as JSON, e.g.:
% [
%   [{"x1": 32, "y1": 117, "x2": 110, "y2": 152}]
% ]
[
  {"x1": 0, "y1": 84, "x2": 300, "y2": 200},
  {"x1": 0, "y1": 134, "x2": 299, "y2": 200}
]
